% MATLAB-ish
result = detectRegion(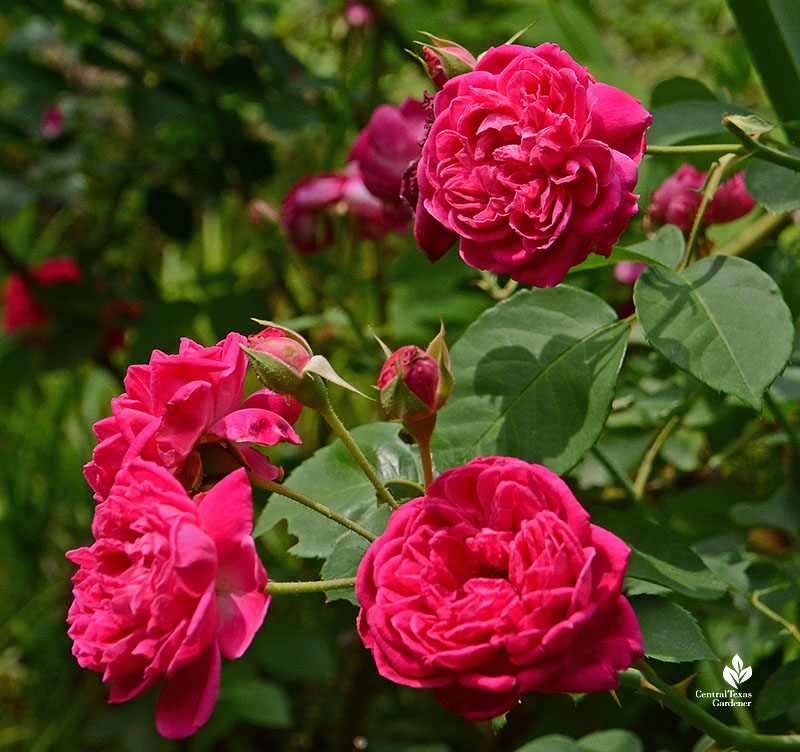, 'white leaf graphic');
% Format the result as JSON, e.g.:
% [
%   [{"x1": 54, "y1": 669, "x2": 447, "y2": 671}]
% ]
[
  {"x1": 723, "y1": 665, "x2": 739, "y2": 688},
  {"x1": 732, "y1": 654, "x2": 743, "y2": 672},
  {"x1": 738, "y1": 666, "x2": 752, "y2": 684}
]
